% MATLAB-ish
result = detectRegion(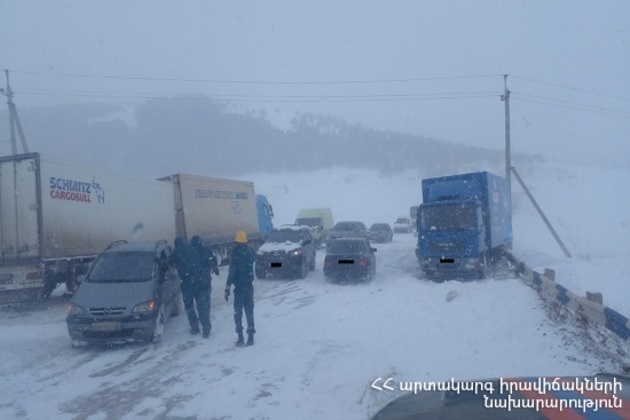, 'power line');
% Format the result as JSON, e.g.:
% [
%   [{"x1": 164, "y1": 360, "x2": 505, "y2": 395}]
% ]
[
  {"x1": 510, "y1": 74, "x2": 630, "y2": 101},
  {"x1": 512, "y1": 95, "x2": 630, "y2": 119},
  {"x1": 16, "y1": 88, "x2": 501, "y2": 103},
  {"x1": 11, "y1": 69, "x2": 502, "y2": 86}
]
